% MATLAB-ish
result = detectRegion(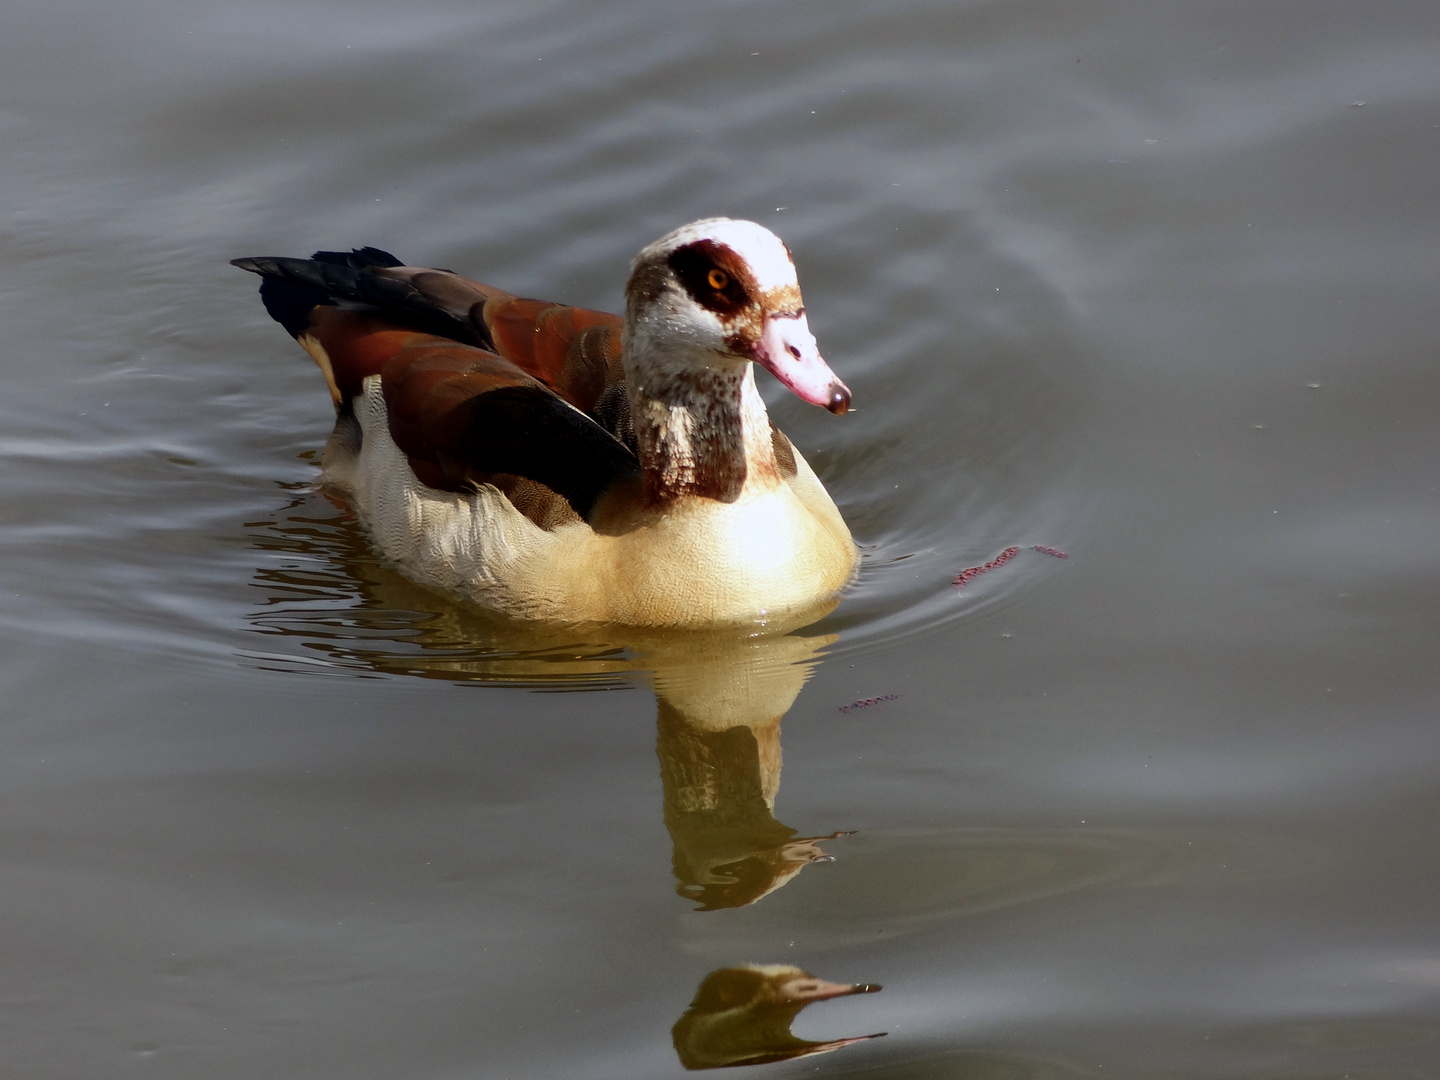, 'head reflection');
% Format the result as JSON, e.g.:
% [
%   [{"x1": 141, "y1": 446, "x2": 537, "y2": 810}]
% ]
[{"x1": 673, "y1": 965, "x2": 883, "y2": 1070}]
